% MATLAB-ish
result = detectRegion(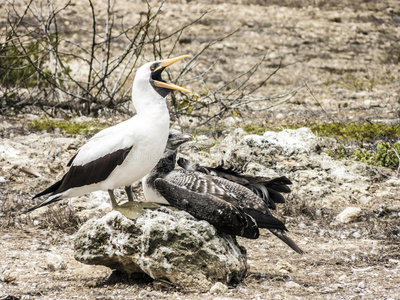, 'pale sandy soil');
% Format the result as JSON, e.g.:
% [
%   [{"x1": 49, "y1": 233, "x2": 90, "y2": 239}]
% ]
[{"x1": 1, "y1": 0, "x2": 400, "y2": 299}]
